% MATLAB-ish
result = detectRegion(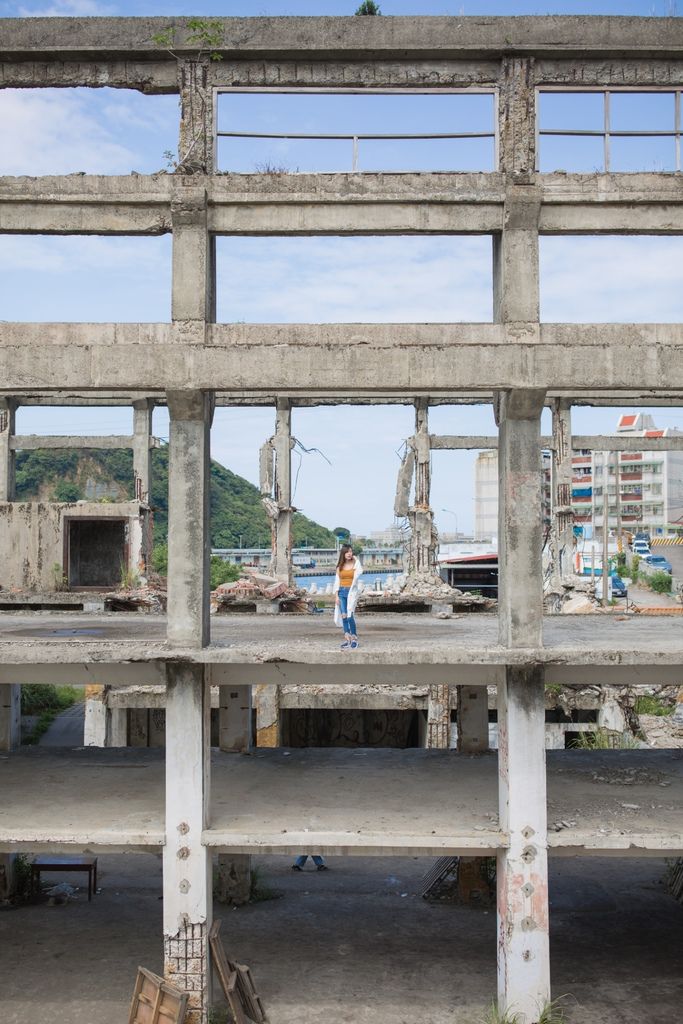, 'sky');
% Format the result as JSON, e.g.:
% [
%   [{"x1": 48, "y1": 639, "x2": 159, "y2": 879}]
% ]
[{"x1": 1, "y1": 0, "x2": 682, "y2": 538}]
